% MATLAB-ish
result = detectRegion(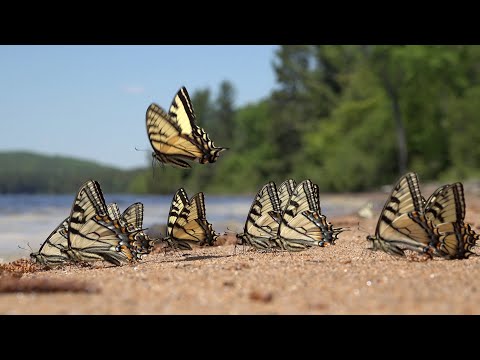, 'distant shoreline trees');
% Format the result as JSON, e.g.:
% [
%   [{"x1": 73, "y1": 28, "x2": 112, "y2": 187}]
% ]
[{"x1": 3, "y1": 46, "x2": 480, "y2": 194}]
